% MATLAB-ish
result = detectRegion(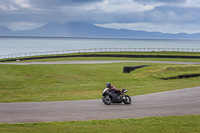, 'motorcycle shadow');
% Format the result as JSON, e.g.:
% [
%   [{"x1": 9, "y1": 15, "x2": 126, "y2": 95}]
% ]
[{"x1": 104, "y1": 103, "x2": 131, "y2": 106}]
